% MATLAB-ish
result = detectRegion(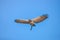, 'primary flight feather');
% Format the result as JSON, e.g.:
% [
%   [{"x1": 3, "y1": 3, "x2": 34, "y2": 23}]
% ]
[{"x1": 15, "y1": 14, "x2": 48, "y2": 30}]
